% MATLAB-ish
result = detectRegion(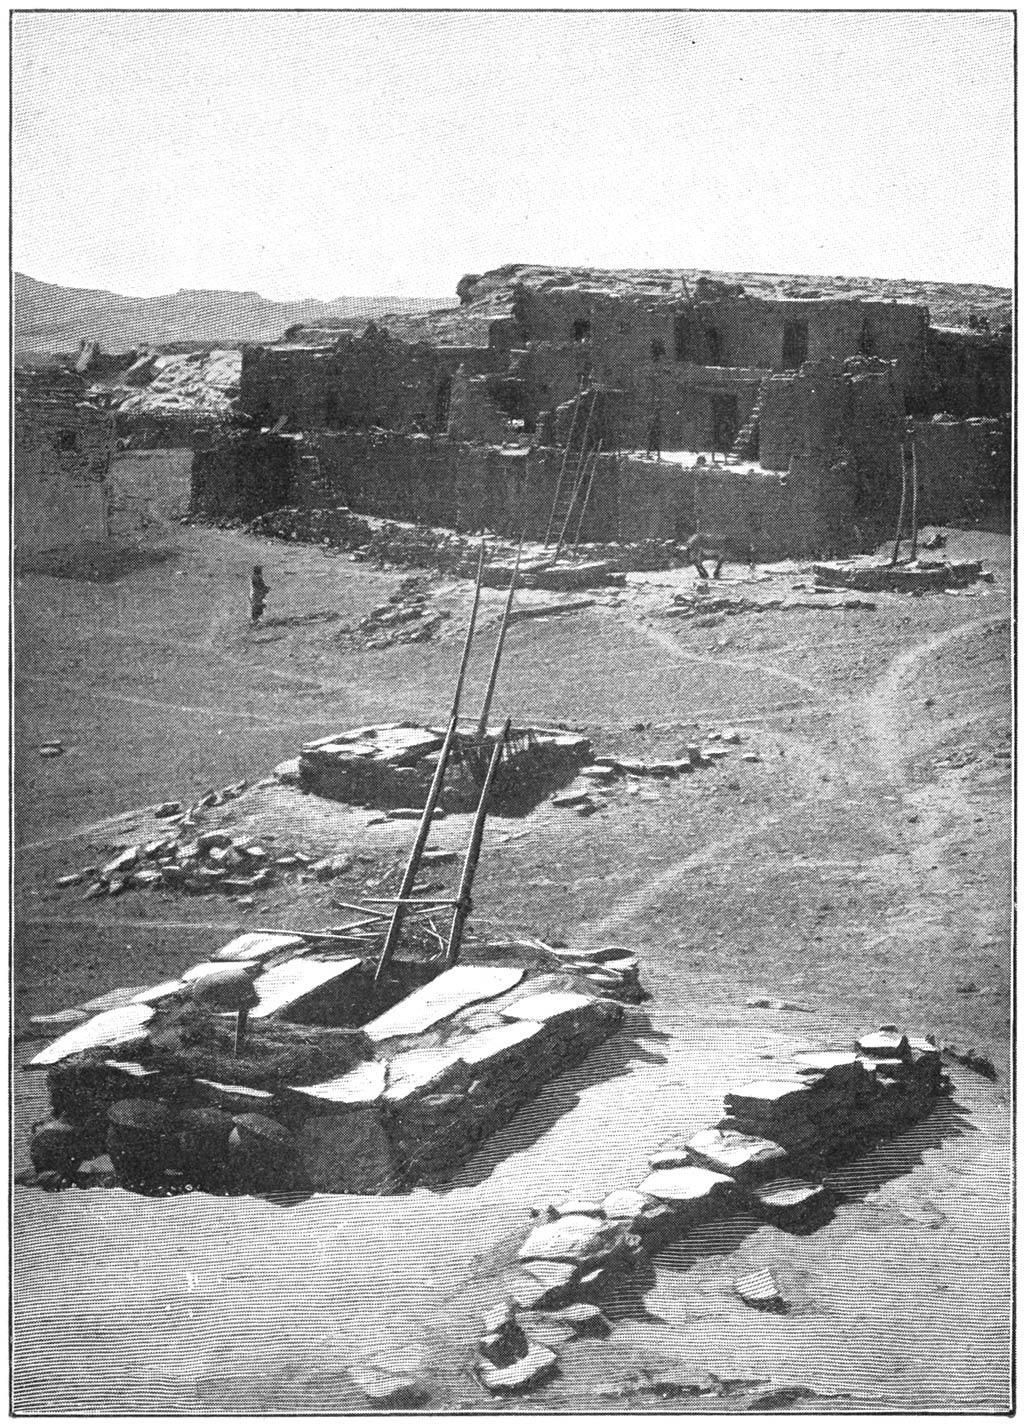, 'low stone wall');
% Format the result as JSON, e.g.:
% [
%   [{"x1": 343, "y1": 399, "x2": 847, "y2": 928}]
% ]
[
  {"x1": 468, "y1": 1022, "x2": 948, "y2": 1395},
  {"x1": 190, "y1": 432, "x2": 297, "y2": 521}
]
